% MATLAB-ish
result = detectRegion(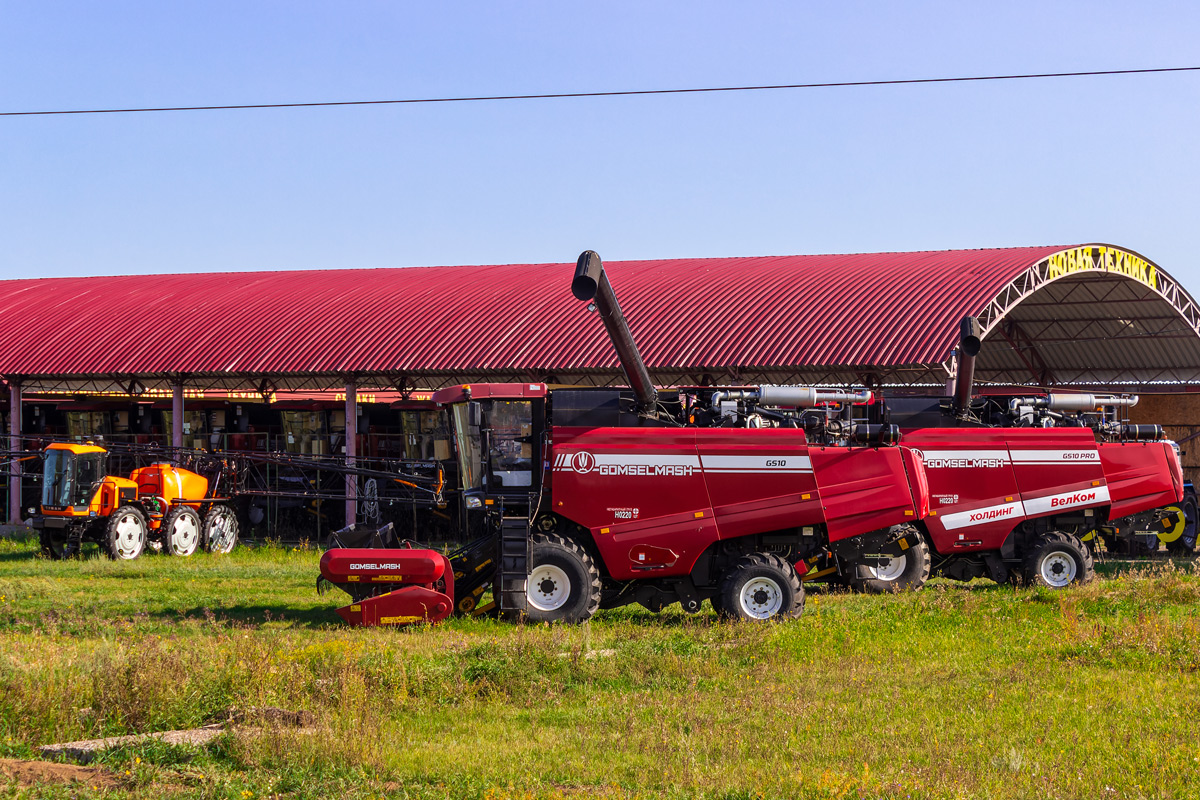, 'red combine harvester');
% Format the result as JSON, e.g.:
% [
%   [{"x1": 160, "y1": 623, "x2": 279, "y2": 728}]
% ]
[
  {"x1": 318, "y1": 251, "x2": 931, "y2": 625},
  {"x1": 873, "y1": 317, "x2": 1186, "y2": 591}
]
